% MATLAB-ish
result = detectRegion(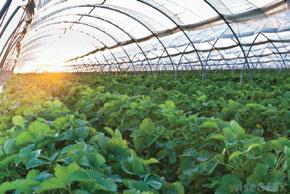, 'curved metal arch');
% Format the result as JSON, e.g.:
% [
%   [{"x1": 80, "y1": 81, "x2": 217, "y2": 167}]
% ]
[
  {"x1": 158, "y1": 45, "x2": 202, "y2": 71},
  {"x1": 19, "y1": 27, "x2": 122, "y2": 73},
  {"x1": 0, "y1": 31, "x2": 19, "y2": 68},
  {"x1": 130, "y1": 53, "x2": 148, "y2": 72},
  {"x1": 150, "y1": 42, "x2": 209, "y2": 72},
  {"x1": 203, "y1": 0, "x2": 252, "y2": 82},
  {"x1": 0, "y1": 0, "x2": 12, "y2": 19},
  {"x1": 156, "y1": 28, "x2": 231, "y2": 72},
  {"x1": 94, "y1": 54, "x2": 113, "y2": 73},
  {"x1": 0, "y1": 14, "x2": 25, "y2": 62},
  {"x1": 87, "y1": 57, "x2": 101, "y2": 72},
  {"x1": 230, "y1": 38, "x2": 286, "y2": 71},
  {"x1": 69, "y1": 28, "x2": 134, "y2": 72},
  {"x1": 270, "y1": 31, "x2": 289, "y2": 65},
  {"x1": 176, "y1": 43, "x2": 194, "y2": 70},
  {"x1": 72, "y1": 59, "x2": 80, "y2": 72},
  {"x1": 224, "y1": 38, "x2": 256, "y2": 72},
  {"x1": 155, "y1": 43, "x2": 214, "y2": 68},
  {"x1": 143, "y1": 51, "x2": 172, "y2": 71},
  {"x1": 39, "y1": 21, "x2": 136, "y2": 72},
  {"x1": 68, "y1": 13, "x2": 152, "y2": 71},
  {"x1": 71, "y1": 34, "x2": 113, "y2": 73},
  {"x1": 0, "y1": 8, "x2": 9, "y2": 28},
  {"x1": 81, "y1": 58, "x2": 93, "y2": 72},
  {"x1": 90, "y1": 55, "x2": 107, "y2": 73},
  {"x1": 254, "y1": 44, "x2": 276, "y2": 70},
  {"x1": 83, "y1": 5, "x2": 173, "y2": 73},
  {"x1": 3, "y1": 0, "x2": 288, "y2": 74},
  {"x1": 175, "y1": 47, "x2": 195, "y2": 71},
  {"x1": 253, "y1": 44, "x2": 285, "y2": 70},
  {"x1": 36, "y1": 0, "x2": 107, "y2": 16},
  {"x1": 0, "y1": 0, "x2": 12, "y2": 27},
  {"x1": 203, "y1": 41, "x2": 232, "y2": 70},
  {"x1": 230, "y1": 49, "x2": 288, "y2": 70},
  {"x1": 76, "y1": 59, "x2": 92, "y2": 73},
  {"x1": 248, "y1": 49, "x2": 269, "y2": 70},
  {"x1": 24, "y1": 28, "x2": 127, "y2": 72},
  {"x1": 20, "y1": 28, "x2": 111, "y2": 67},
  {"x1": 0, "y1": 10, "x2": 27, "y2": 71},
  {"x1": 29, "y1": 26, "x2": 137, "y2": 72},
  {"x1": 143, "y1": 50, "x2": 162, "y2": 71},
  {"x1": 223, "y1": 48, "x2": 250, "y2": 71},
  {"x1": 85, "y1": 58, "x2": 98, "y2": 72},
  {"x1": 1, "y1": 34, "x2": 22, "y2": 70},
  {"x1": 31, "y1": 3, "x2": 176, "y2": 73},
  {"x1": 136, "y1": 0, "x2": 205, "y2": 79},
  {"x1": 18, "y1": 42, "x2": 50, "y2": 59},
  {"x1": 154, "y1": 47, "x2": 176, "y2": 70},
  {"x1": 85, "y1": 53, "x2": 114, "y2": 73},
  {"x1": 221, "y1": 47, "x2": 280, "y2": 70},
  {"x1": 246, "y1": 32, "x2": 287, "y2": 69},
  {"x1": 155, "y1": 31, "x2": 198, "y2": 71},
  {"x1": 145, "y1": 50, "x2": 168, "y2": 71},
  {"x1": 29, "y1": 12, "x2": 153, "y2": 71},
  {"x1": 201, "y1": 28, "x2": 232, "y2": 70},
  {"x1": 21, "y1": 39, "x2": 52, "y2": 53},
  {"x1": 95, "y1": 56, "x2": 114, "y2": 72},
  {"x1": 1, "y1": 40, "x2": 19, "y2": 71},
  {"x1": 155, "y1": 44, "x2": 199, "y2": 71},
  {"x1": 2, "y1": 45, "x2": 17, "y2": 70},
  {"x1": 176, "y1": 43, "x2": 210, "y2": 68},
  {"x1": 21, "y1": 33, "x2": 56, "y2": 49},
  {"x1": 88, "y1": 56, "x2": 108, "y2": 74},
  {"x1": 282, "y1": 52, "x2": 289, "y2": 69},
  {"x1": 0, "y1": 6, "x2": 21, "y2": 38},
  {"x1": 162, "y1": 1, "x2": 237, "y2": 71},
  {"x1": 18, "y1": 48, "x2": 46, "y2": 62},
  {"x1": 80, "y1": 59, "x2": 91, "y2": 72},
  {"x1": 79, "y1": 14, "x2": 152, "y2": 71},
  {"x1": 22, "y1": 28, "x2": 102, "y2": 56}
]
